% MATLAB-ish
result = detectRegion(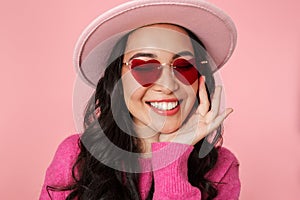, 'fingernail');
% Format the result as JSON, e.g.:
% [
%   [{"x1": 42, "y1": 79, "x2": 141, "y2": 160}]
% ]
[{"x1": 227, "y1": 108, "x2": 234, "y2": 114}]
